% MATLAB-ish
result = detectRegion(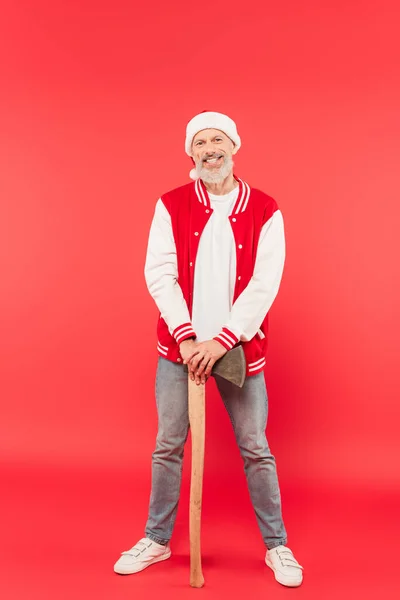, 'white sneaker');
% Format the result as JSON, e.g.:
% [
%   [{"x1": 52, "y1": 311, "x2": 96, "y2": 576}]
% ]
[
  {"x1": 114, "y1": 537, "x2": 171, "y2": 574},
  {"x1": 265, "y1": 545, "x2": 303, "y2": 587}
]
